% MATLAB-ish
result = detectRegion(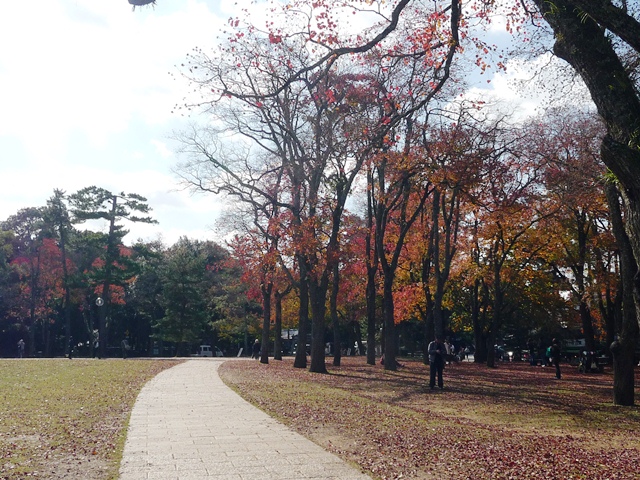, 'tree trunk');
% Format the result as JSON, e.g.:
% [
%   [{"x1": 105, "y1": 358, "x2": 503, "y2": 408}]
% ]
[
  {"x1": 365, "y1": 267, "x2": 377, "y2": 365},
  {"x1": 99, "y1": 195, "x2": 118, "y2": 359},
  {"x1": 260, "y1": 283, "x2": 272, "y2": 364},
  {"x1": 578, "y1": 301, "x2": 597, "y2": 352},
  {"x1": 471, "y1": 279, "x2": 486, "y2": 363},
  {"x1": 309, "y1": 279, "x2": 328, "y2": 374},
  {"x1": 331, "y1": 262, "x2": 341, "y2": 367},
  {"x1": 273, "y1": 290, "x2": 284, "y2": 361},
  {"x1": 365, "y1": 171, "x2": 378, "y2": 366},
  {"x1": 487, "y1": 258, "x2": 504, "y2": 368},
  {"x1": 486, "y1": 329, "x2": 497, "y2": 368},
  {"x1": 382, "y1": 274, "x2": 397, "y2": 371},
  {"x1": 605, "y1": 182, "x2": 638, "y2": 405},
  {"x1": 422, "y1": 308, "x2": 432, "y2": 365},
  {"x1": 293, "y1": 263, "x2": 309, "y2": 369}
]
